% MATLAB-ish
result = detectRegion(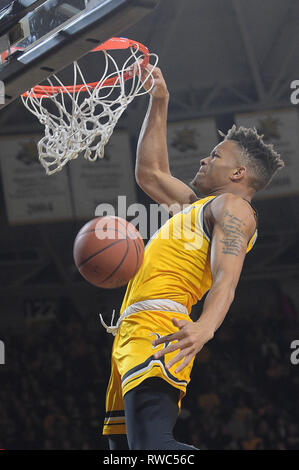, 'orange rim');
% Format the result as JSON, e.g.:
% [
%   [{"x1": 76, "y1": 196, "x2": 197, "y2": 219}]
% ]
[{"x1": 22, "y1": 37, "x2": 150, "y2": 98}]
